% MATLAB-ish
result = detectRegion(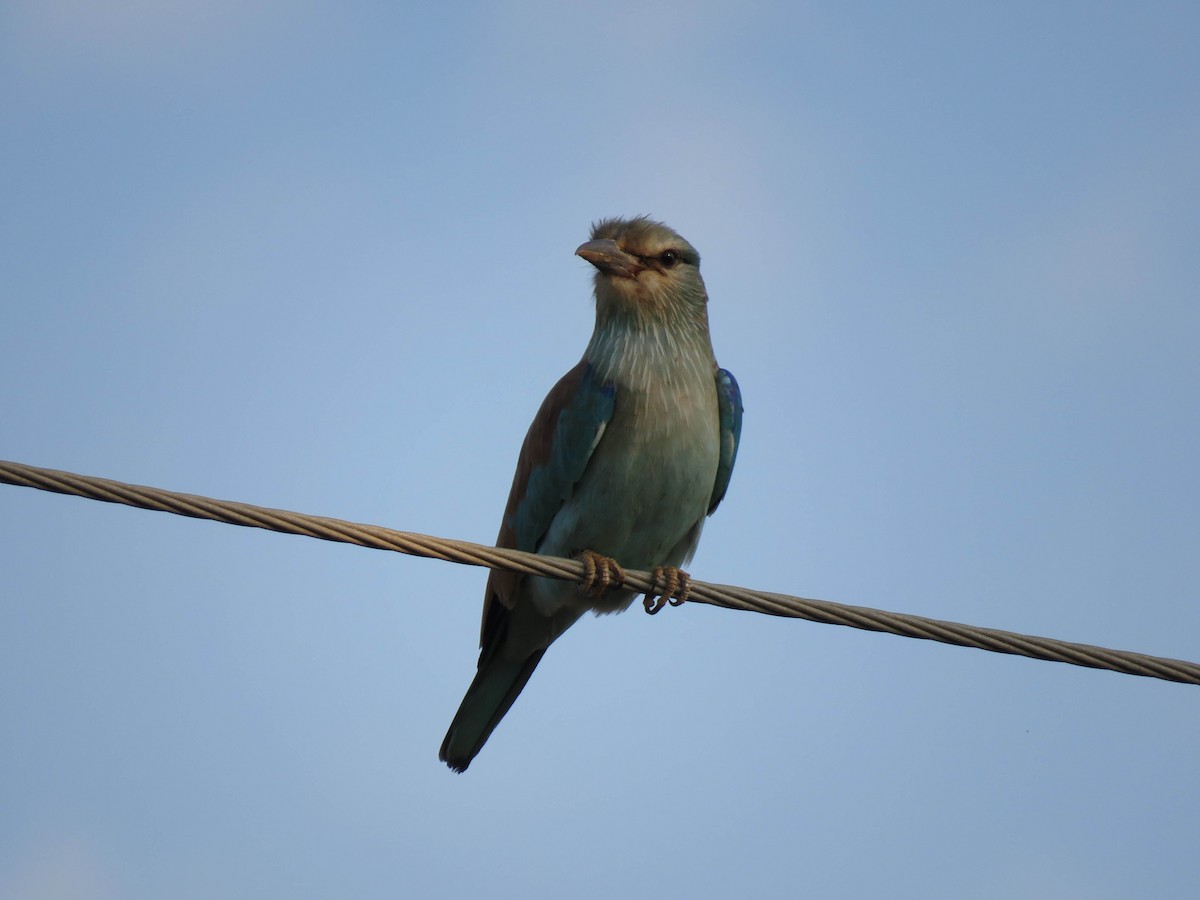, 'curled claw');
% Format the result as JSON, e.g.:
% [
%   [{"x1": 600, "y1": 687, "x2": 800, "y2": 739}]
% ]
[
  {"x1": 643, "y1": 566, "x2": 691, "y2": 615},
  {"x1": 670, "y1": 573, "x2": 691, "y2": 606},
  {"x1": 577, "y1": 550, "x2": 625, "y2": 597}
]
